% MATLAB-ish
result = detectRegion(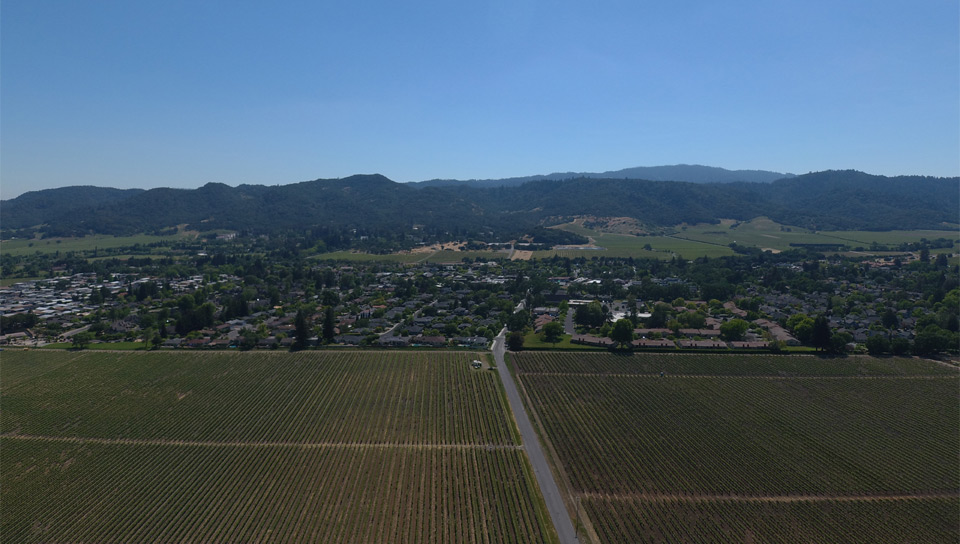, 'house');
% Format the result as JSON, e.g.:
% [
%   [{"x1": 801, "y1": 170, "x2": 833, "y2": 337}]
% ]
[
  {"x1": 453, "y1": 336, "x2": 489, "y2": 348},
  {"x1": 634, "y1": 328, "x2": 672, "y2": 337},
  {"x1": 632, "y1": 338, "x2": 676, "y2": 348},
  {"x1": 678, "y1": 339, "x2": 727, "y2": 349},
  {"x1": 258, "y1": 337, "x2": 278, "y2": 348},
  {"x1": 730, "y1": 341, "x2": 769, "y2": 349},
  {"x1": 571, "y1": 335, "x2": 614, "y2": 347},
  {"x1": 412, "y1": 335, "x2": 447, "y2": 347},
  {"x1": 377, "y1": 336, "x2": 409, "y2": 347},
  {"x1": 335, "y1": 335, "x2": 364, "y2": 346},
  {"x1": 679, "y1": 328, "x2": 721, "y2": 338}
]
